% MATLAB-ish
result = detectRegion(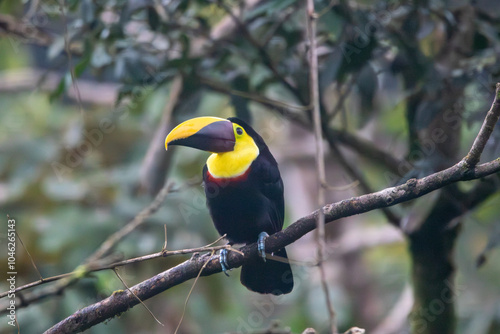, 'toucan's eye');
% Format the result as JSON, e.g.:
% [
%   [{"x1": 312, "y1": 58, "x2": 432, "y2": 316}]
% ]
[{"x1": 236, "y1": 127, "x2": 243, "y2": 135}]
